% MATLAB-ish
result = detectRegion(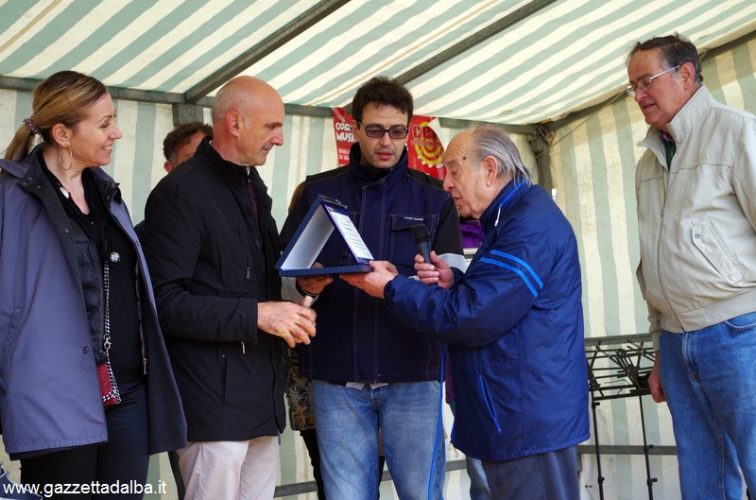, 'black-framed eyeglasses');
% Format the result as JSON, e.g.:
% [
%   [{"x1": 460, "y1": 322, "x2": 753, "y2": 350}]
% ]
[
  {"x1": 626, "y1": 65, "x2": 680, "y2": 96},
  {"x1": 358, "y1": 122, "x2": 409, "y2": 139}
]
